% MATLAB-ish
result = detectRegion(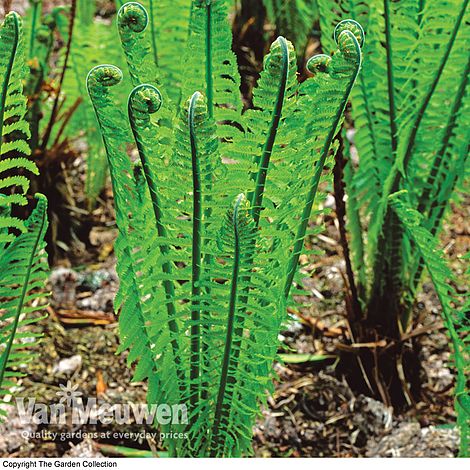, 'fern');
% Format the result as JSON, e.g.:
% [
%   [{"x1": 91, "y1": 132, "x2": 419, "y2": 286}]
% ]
[
  {"x1": 0, "y1": 195, "x2": 48, "y2": 418},
  {"x1": 0, "y1": 12, "x2": 49, "y2": 420},
  {"x1": 0, "y1": 12, "x2": 37, "y2": 244},
  {"x1": 283, "y1": 22, "x2": 363, "y2": 298},
  {"x1": 88, "y1": 2, "x2": 363, "y2": 456},
  {"x1": 390, "y1": 192, "x2": 469, "y2": 457},
  {"x1": 262, "y1": 0, "x2": 319, "y2": 53},
  {"x1": 314, "y1": 0, "x2": 470, "y2": 407}
]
